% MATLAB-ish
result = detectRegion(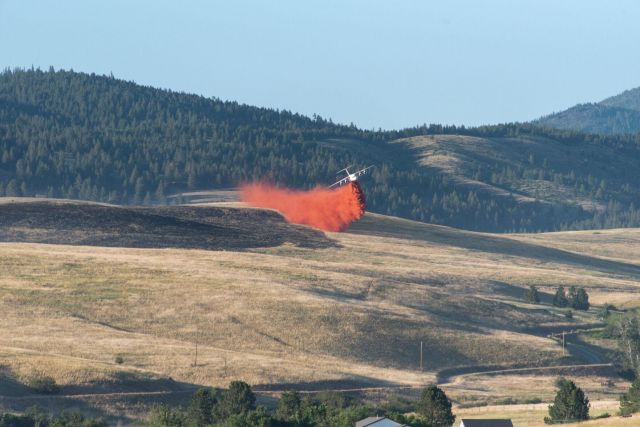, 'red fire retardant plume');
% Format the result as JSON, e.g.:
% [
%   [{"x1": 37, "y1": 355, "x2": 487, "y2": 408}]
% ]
[{"x1": 241, "y1": 181, "x2": 366, "y2": 232}]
